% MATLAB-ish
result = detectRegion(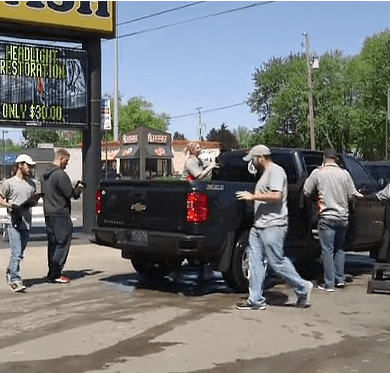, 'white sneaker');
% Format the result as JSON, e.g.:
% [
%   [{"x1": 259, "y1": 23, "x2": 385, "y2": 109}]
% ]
[
  {"x1": 10, "y1": 282, "x2": 26, "y2": 293},
  {"x1": 297, "y1": 281, "x2": 313, "y2": 308}
]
